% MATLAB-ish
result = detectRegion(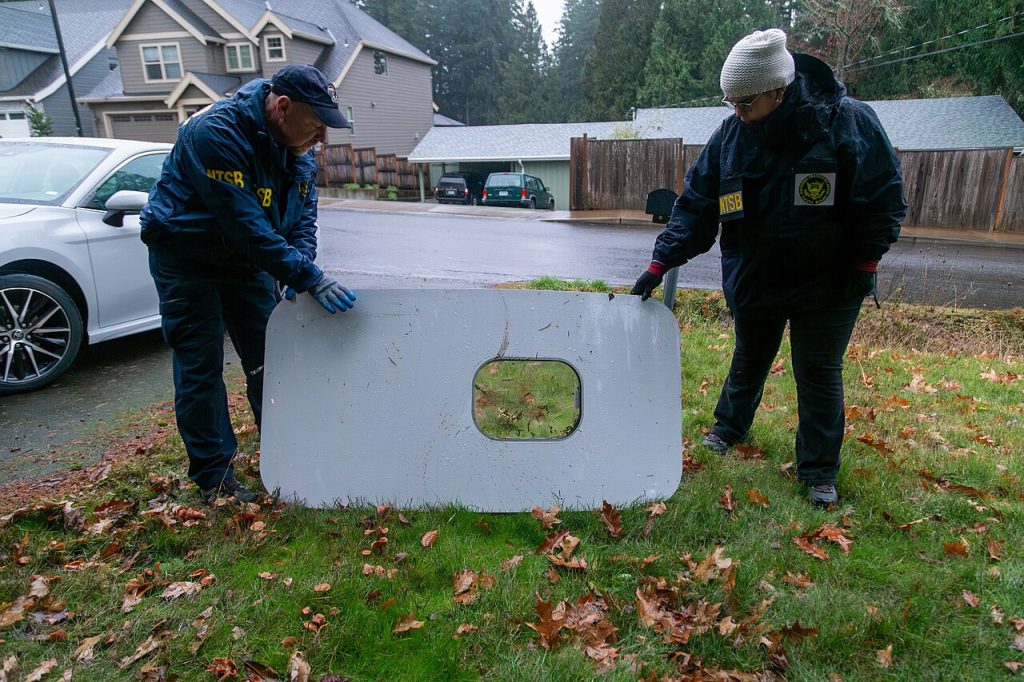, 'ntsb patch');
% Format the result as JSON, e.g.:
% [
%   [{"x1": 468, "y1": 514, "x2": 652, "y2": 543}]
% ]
[
  {"x1": 794, "y1": 172, "x2": 835, "y2": 206},
  {"x1": 719, "y1": 191, "x2": 744, "y2": 218}
]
